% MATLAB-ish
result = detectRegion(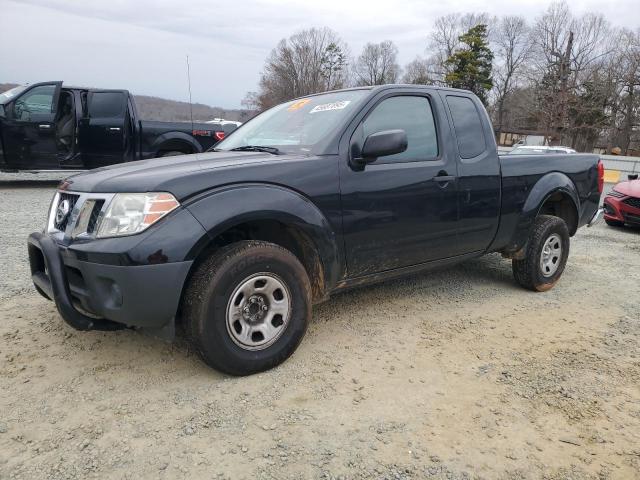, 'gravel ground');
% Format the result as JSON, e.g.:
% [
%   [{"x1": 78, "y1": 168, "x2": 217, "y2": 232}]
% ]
[{"x1": 1, "y1": 180, "x2": 639, "y2": 480}]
